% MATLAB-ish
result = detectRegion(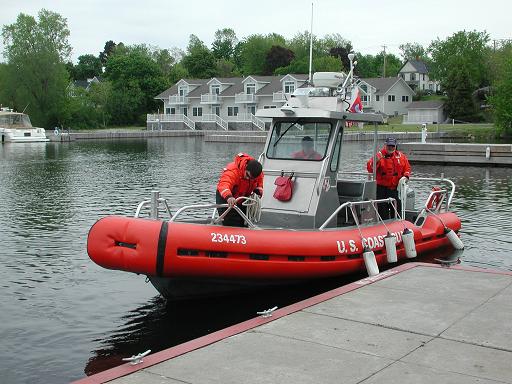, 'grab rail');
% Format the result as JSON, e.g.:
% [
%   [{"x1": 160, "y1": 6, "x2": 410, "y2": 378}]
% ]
[
  {"x1": 134, "y1": 191, "x2": 173, "y2": 219},
  {"x1": 398, "y1": 175, "x2": 455, "y2": 210},
  {"x1": 169, "y1": 197, "x2": 257, "y2": 228},
  {"x1": 319, "y1": 198, "x2": 397, "y2": 230}
]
